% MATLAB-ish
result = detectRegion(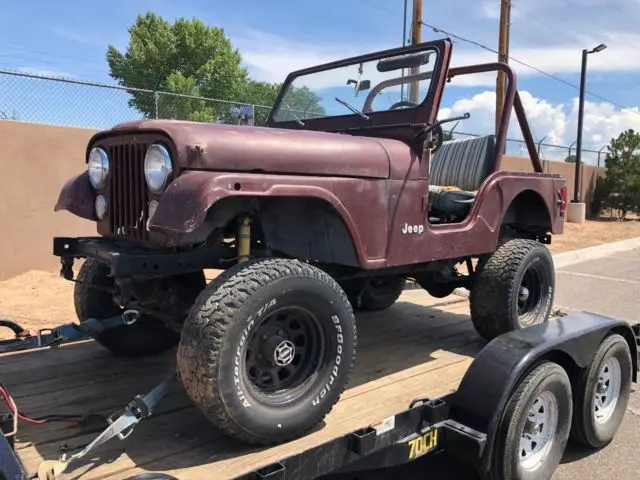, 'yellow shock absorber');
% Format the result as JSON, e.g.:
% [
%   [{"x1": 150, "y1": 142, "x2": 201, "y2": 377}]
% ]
[{"x1": 237, "y1": 217, "x2": 251, "y2": 263}]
